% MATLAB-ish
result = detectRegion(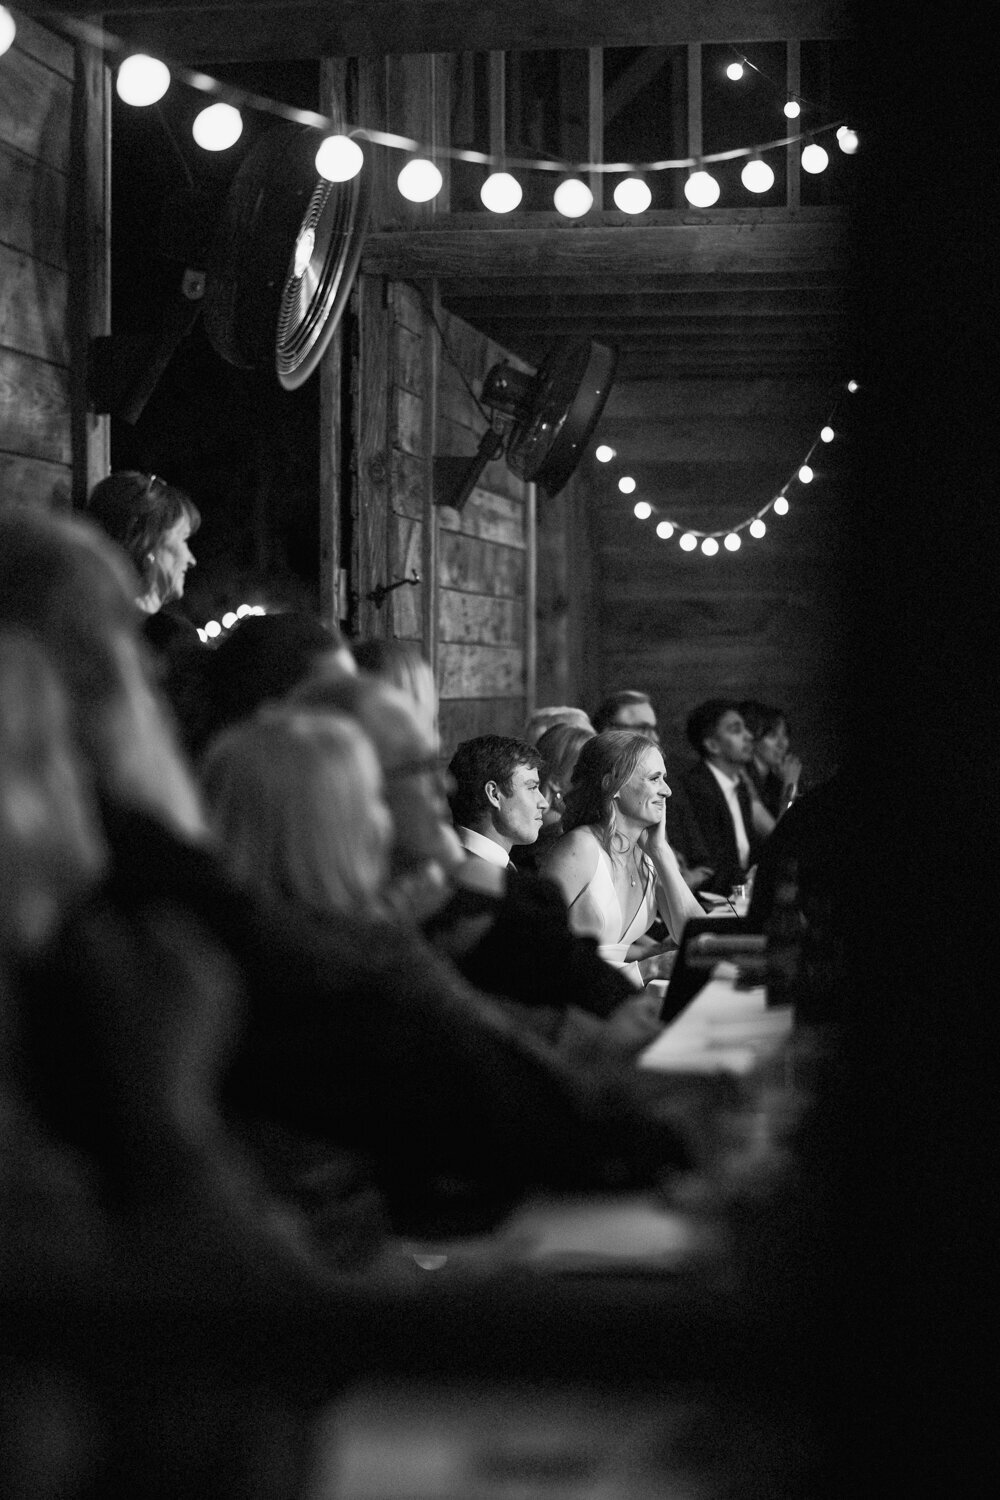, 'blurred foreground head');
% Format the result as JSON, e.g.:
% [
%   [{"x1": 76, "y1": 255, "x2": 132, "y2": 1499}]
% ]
[{"x1": 0, "y1": 506, "x2": 203, "y2": 838}]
